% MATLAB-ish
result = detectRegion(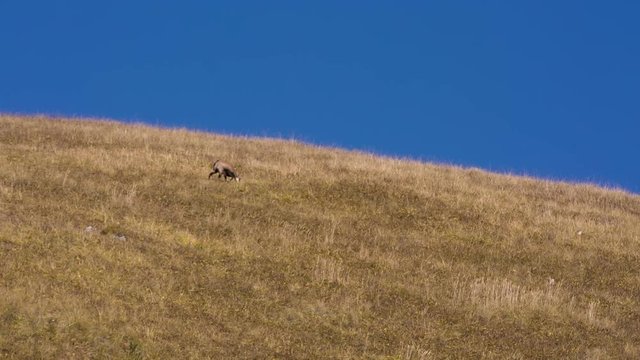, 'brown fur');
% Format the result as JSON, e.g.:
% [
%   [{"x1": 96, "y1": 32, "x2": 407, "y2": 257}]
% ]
[{"x1": 209, "y1": 160, "x2": 240, "y2": 182}]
